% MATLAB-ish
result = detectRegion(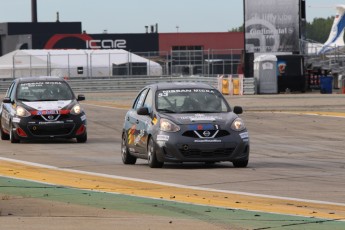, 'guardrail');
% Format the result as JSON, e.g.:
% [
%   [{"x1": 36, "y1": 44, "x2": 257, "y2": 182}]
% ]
[
  {"x1": 0, "y1": 76, "x2": 220, "y2": 93},
  {"x1": 68, "y1": 76, "x2": 219, "y2": 92},
  {"x1": 0, "y1": 78, "x2": 12, "y2": 93}
]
